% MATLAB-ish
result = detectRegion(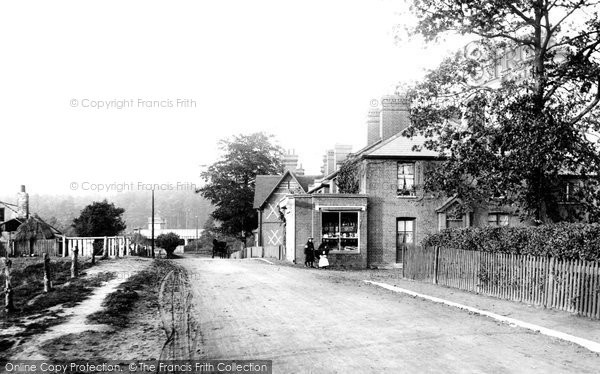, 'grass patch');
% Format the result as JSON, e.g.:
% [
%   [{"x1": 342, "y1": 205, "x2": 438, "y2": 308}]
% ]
[
  {"x1": 87, "y1": 260, "x2": 177, "y2": 328},
  {"x1": 0, "y1": 256, "x2": 118, "y2": 341},
  {"x1": 0, "y1": 257, "x2": 97, "y2": 316},
  {"x1": 87, "y1": 288, "x2": 139, "y2": 327},
  {"x1": 24, "y1": 272, "x2": 115, "y2": 312}
]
